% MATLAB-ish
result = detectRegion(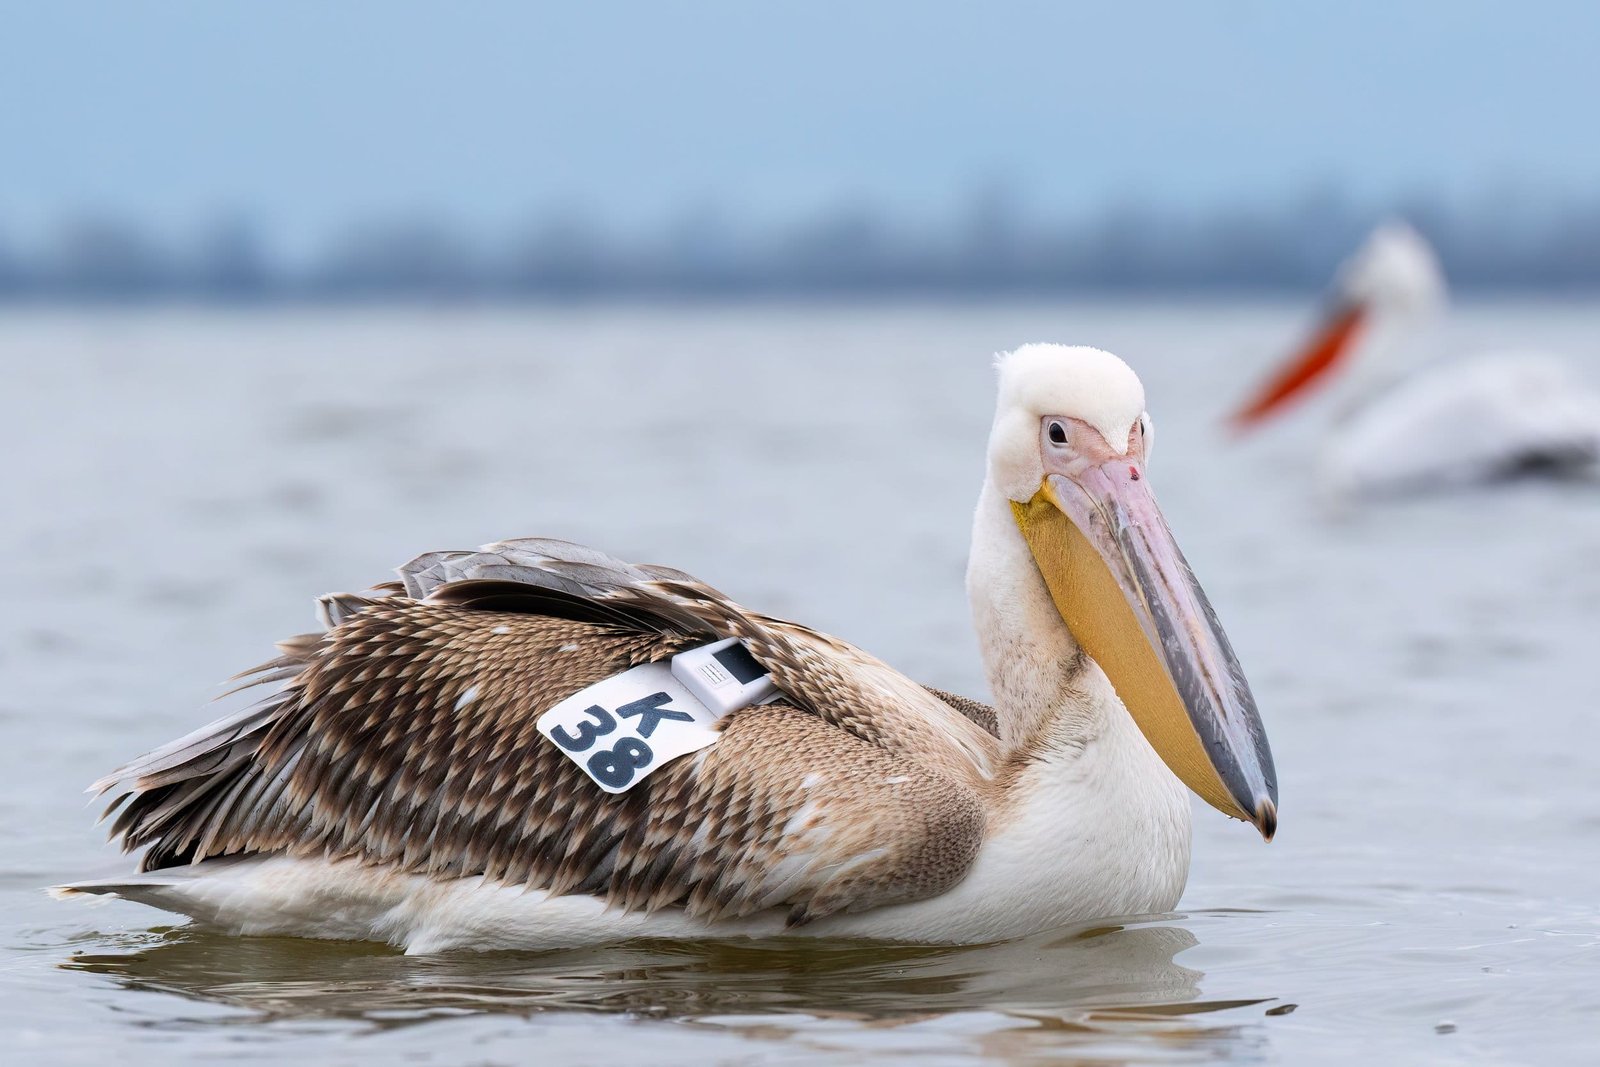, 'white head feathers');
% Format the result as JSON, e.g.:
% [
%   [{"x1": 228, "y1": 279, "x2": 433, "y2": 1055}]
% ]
[
  {"x1": 987, "y1": 344, "x2": 1149, "y2": 501},
  {"x1": 1337, "y1": 221, "x2": 1447, "y2": 314},
  {"x1": 996, "y1": 343, "x2": 1146, "y2": 445}
]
